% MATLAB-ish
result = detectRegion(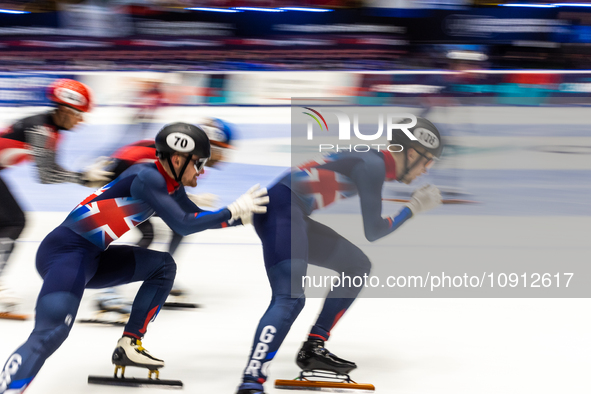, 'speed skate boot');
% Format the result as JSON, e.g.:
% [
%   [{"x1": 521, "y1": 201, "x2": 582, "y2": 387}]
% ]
[
  {"x1": 296, "y1": 338, "x2": 357, "y2": 375},
  {"x1": 0, "y1": 285, "x2": 20, "y2": 313},
  {"x1": 93, "y1": 289, "x2": 131, "y2": 324},
  {"x1": 112, "y1": 336, "x2": 164, "y2": 379},
  {"x1": 96, "y1": 289, "x2": 132, "y2": 315},
  {"x1": 275, "y1": 340, "x2": 374, "y2": 391},
  {"x1": 236, "y1": 381, "x2": 266, "y2": 394}
]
